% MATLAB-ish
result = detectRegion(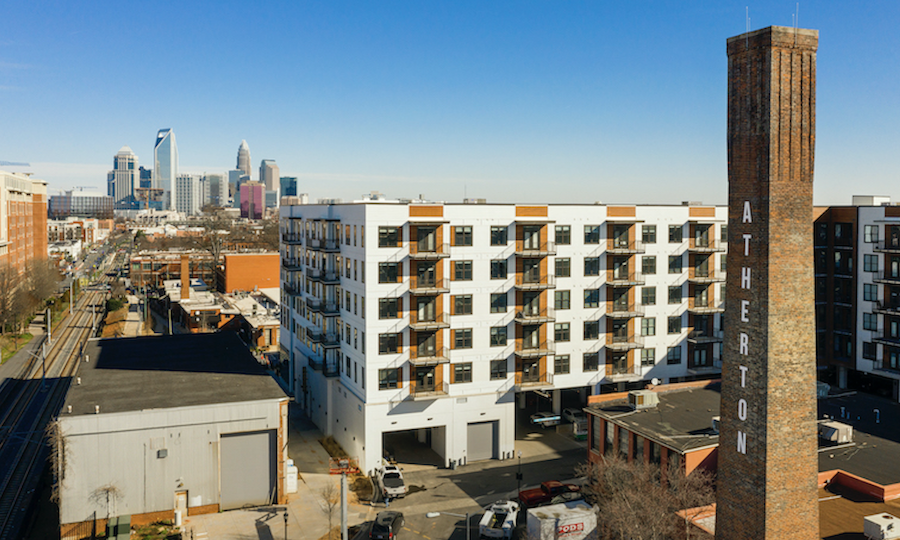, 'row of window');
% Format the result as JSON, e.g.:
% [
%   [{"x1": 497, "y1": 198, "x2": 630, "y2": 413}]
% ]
[{"x1": 378, "y1": 224, "x2": 727, "y2": 248}]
